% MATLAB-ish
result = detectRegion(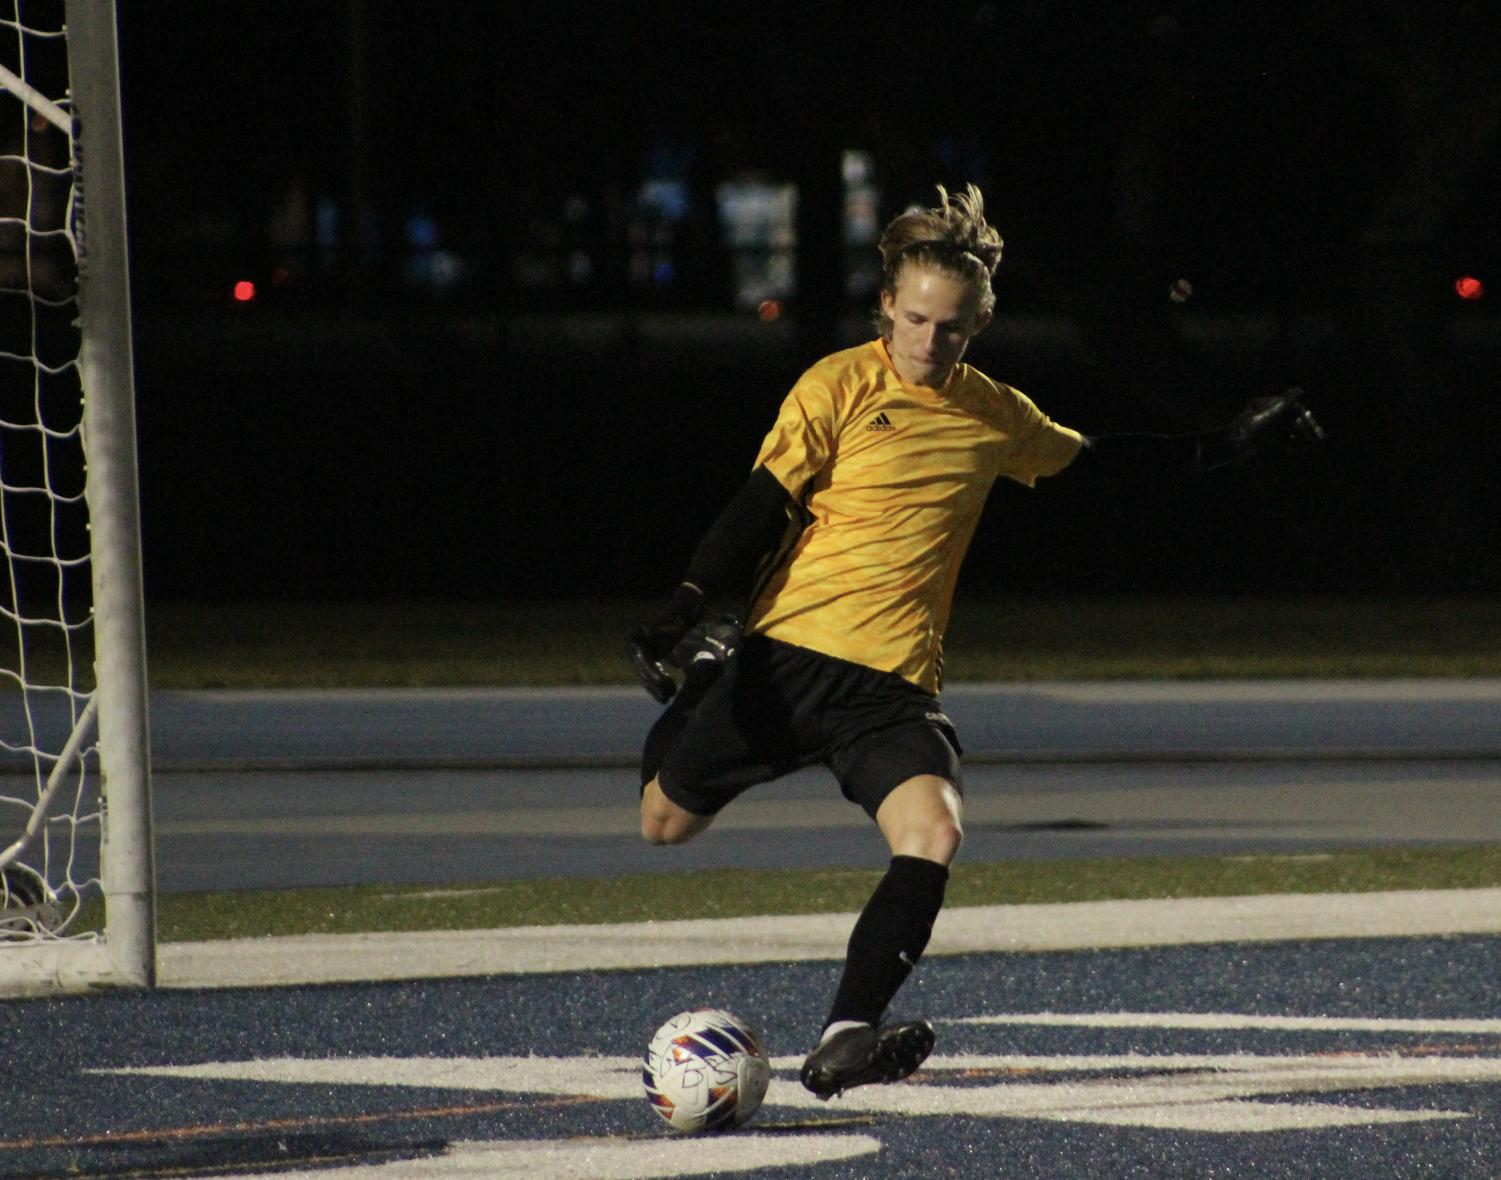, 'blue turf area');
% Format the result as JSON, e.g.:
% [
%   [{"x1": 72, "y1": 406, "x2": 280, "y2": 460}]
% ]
[{"x1": 3, "y1": 934, "x2": 1499, "y2": 1178}]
